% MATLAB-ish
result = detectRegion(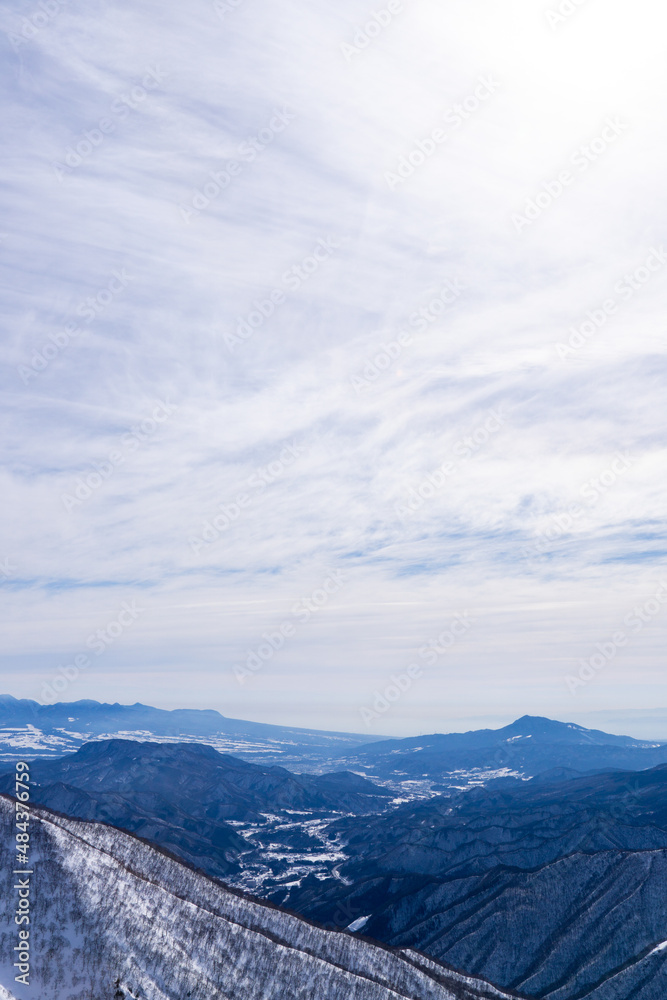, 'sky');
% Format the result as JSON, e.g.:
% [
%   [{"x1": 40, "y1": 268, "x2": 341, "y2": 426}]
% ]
[{"x1": 1, "y1": 0, "x2": 666, "y2": 737}]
